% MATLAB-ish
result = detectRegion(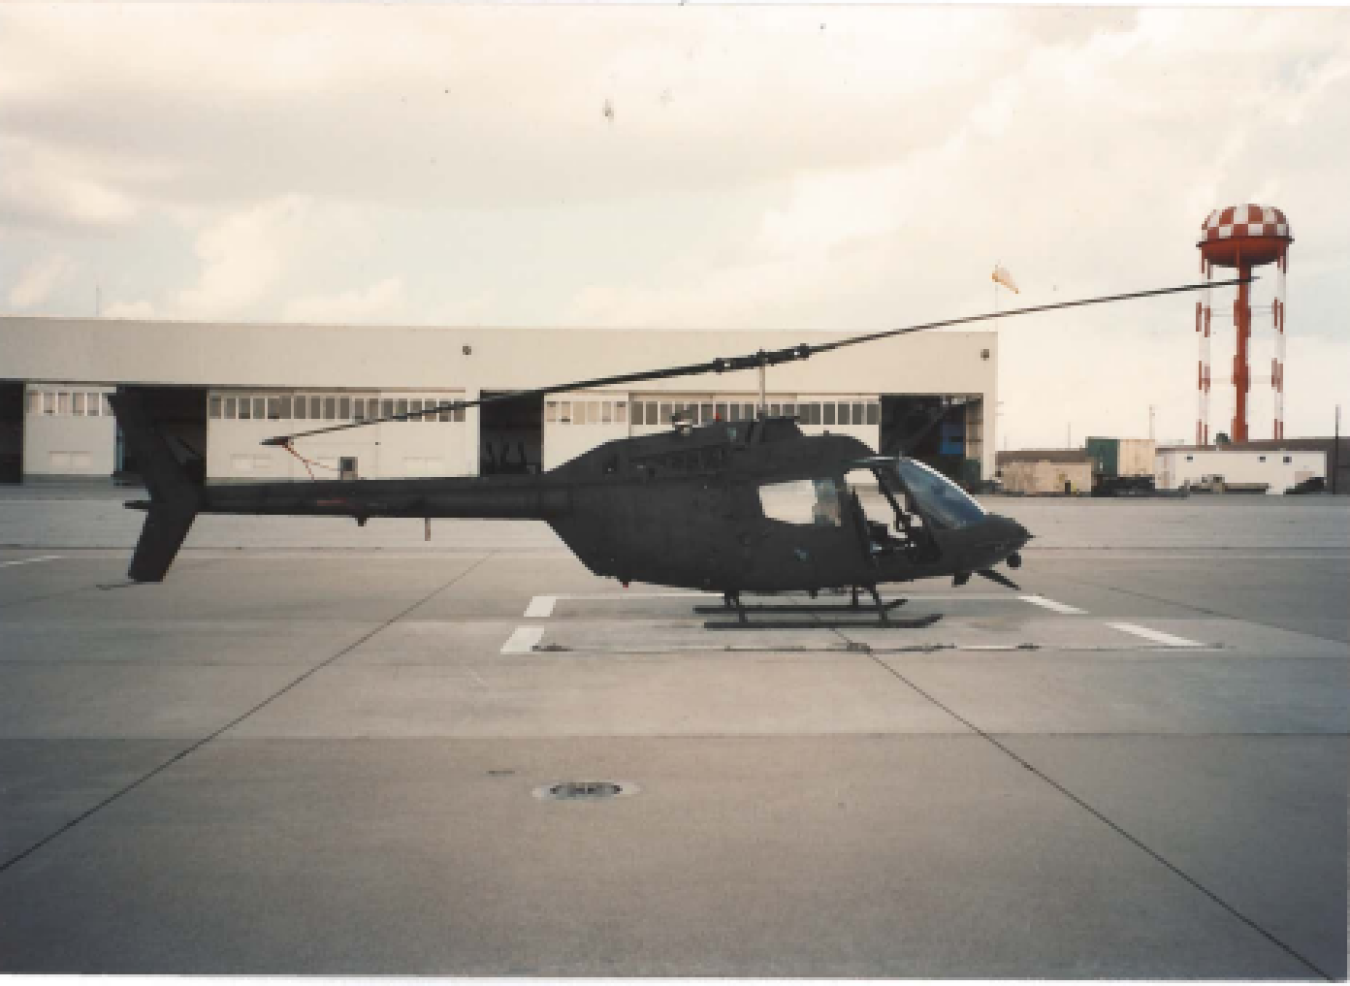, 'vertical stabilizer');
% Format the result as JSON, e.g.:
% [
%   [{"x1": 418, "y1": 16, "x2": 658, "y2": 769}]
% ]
[{"x1": 107, "y1": 390, "x2": 203, "y2": 582}]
